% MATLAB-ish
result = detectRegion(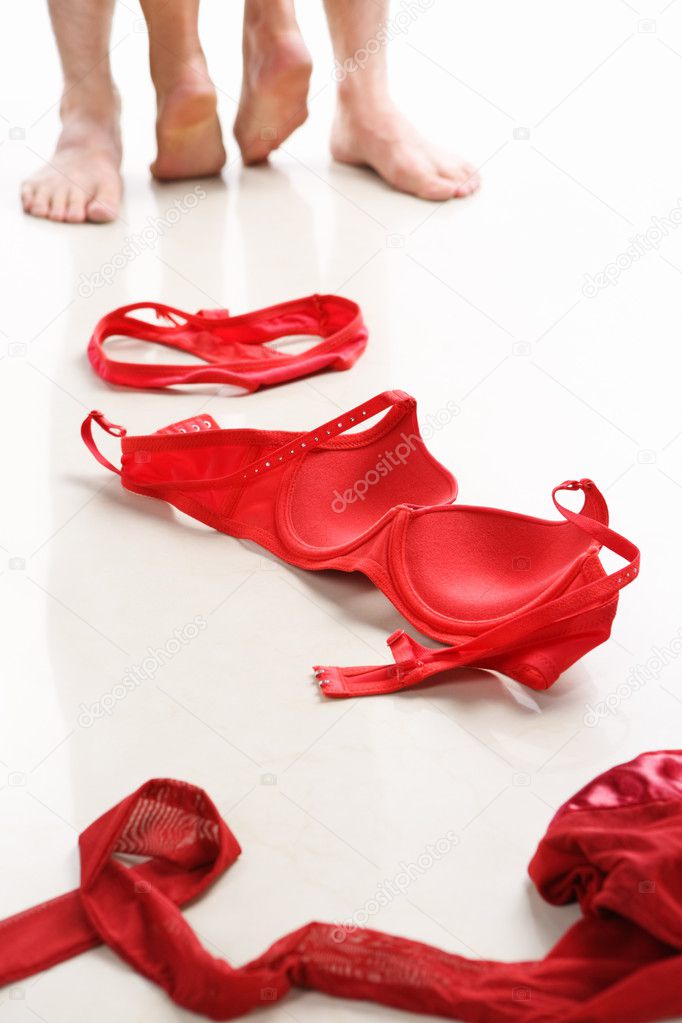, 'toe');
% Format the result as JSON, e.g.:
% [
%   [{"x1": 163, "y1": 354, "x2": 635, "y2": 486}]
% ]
[
  {"x1": 20, "y1": 182, "x2": 35, "y2": 213},
  {"x1": 395, "y1": 159, "x2": 458, "y2": 201},
  {"x1": 28, "y1": 186, "x2": 51, "y2": 218},
  {"x1": 453, "y1": 164, "x2": 480, "y2": 197},
  {"x1": 420, "y1": 175, "x2": 463, "y2": 201},
  {"x1": 65, "y1": 190, "x2": 87, "y2": 223},
  {"x1": 48, "y1": 185, "x2": 70, "y2": 222},
  {"x1": 87, "y1": 180, "x2": 120, "y2": 223},
  {"x1": 437, "y1": 159, "x2": 480, "y2": 197},
  {"x1": 383, "y1": 149, "x2": 451, "y2": 201}
]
